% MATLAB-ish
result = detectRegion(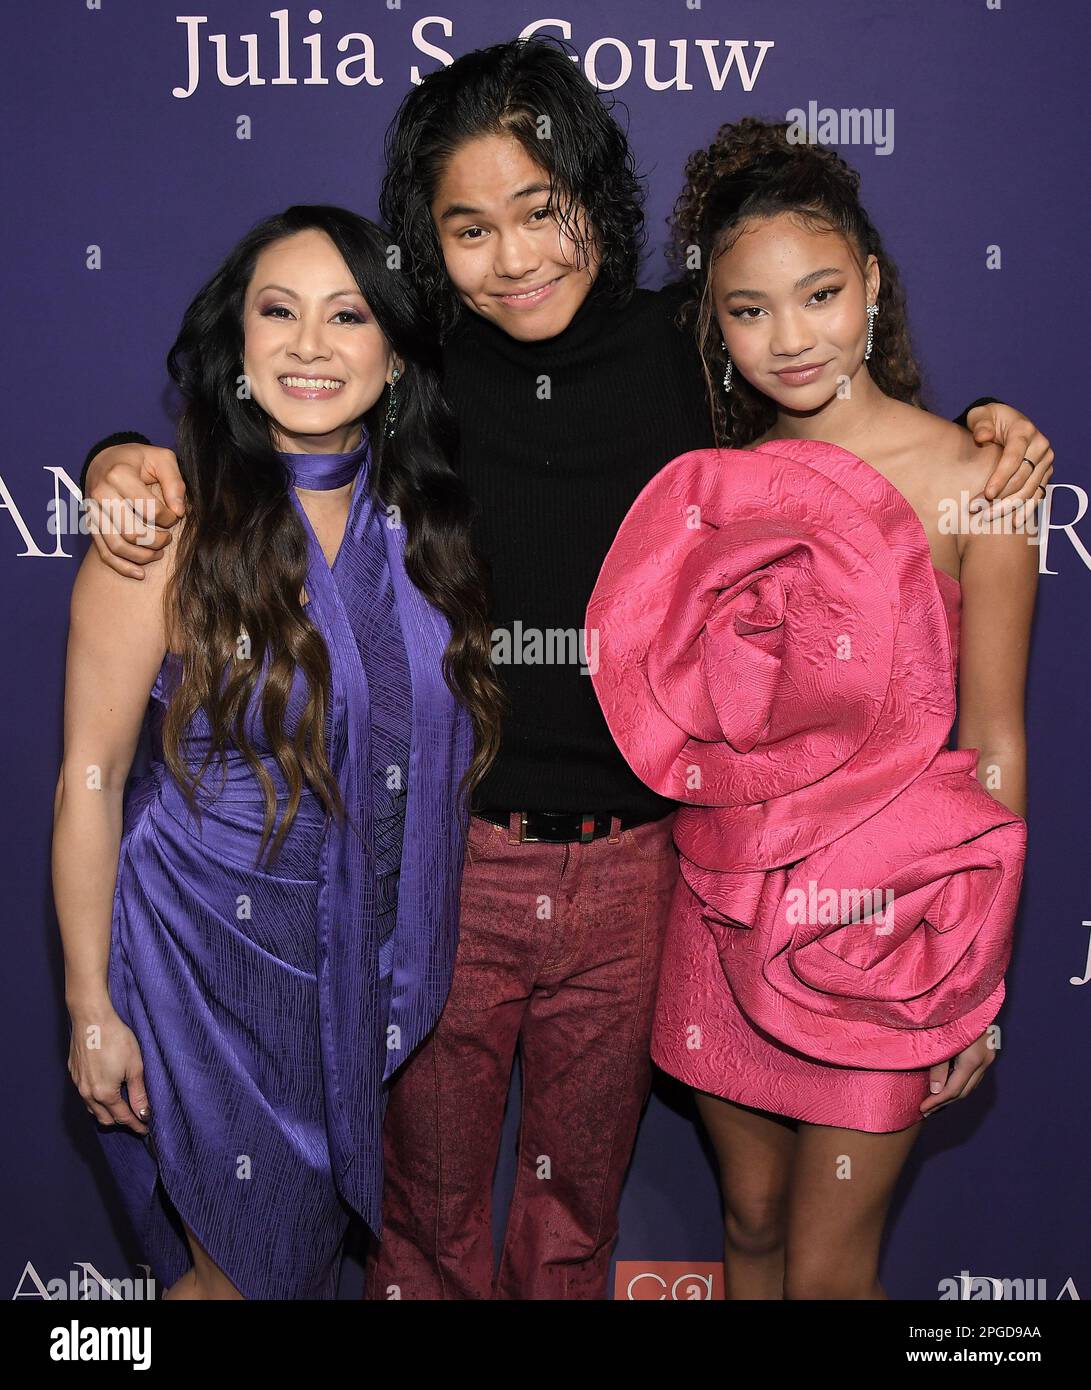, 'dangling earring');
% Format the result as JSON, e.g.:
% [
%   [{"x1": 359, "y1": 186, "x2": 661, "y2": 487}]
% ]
[
  {"x1": 864, "y1": 303, "x2": 879, "y2": 362},
  {"x1": 384, "y1": 366, "x2": 401, "y2": 438},
  {"x1": 720, "y1": 339, "x2": 733, "y2": 394}
]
